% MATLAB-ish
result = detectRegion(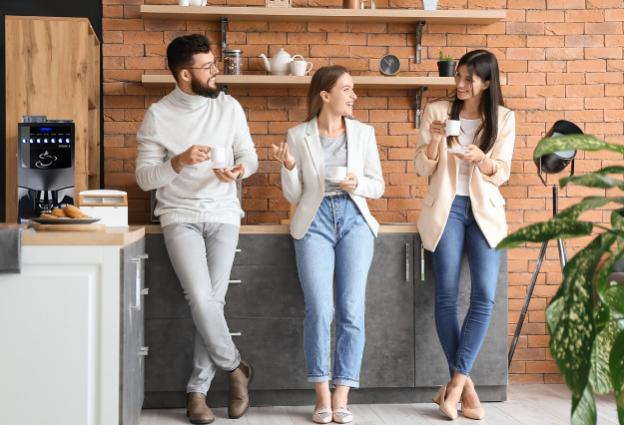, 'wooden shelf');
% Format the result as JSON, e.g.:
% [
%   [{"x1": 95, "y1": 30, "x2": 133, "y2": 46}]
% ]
[
  {"x1": 141, "y1": 74, "x2": 455, "y2": 89},
  {"x1": 140, "y1": 5, "x2": 505, "y2": 24}
]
